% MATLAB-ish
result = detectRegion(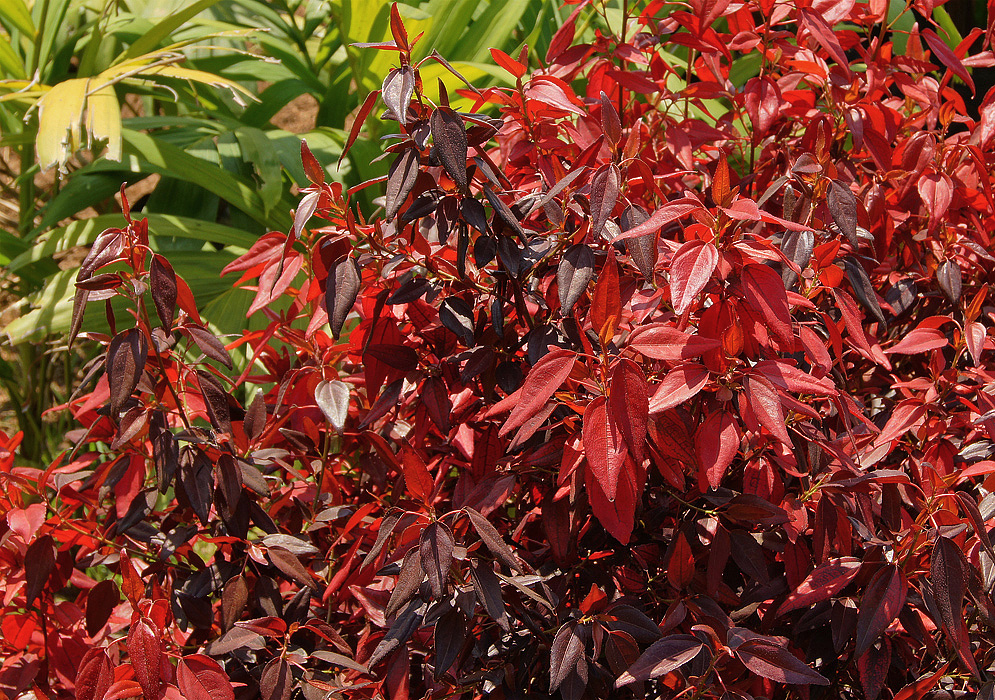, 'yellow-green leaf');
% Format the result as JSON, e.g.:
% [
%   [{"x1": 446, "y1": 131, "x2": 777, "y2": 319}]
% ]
[
  {"x1": 0, "y1": 0, "x2": 36, "y2": 38},
  {"x1": 35, "y1": 78, "x2": 88, "y2": 170},
  {"x1": 85, "y1": 84, "x2": 122, "y2": 161}
]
